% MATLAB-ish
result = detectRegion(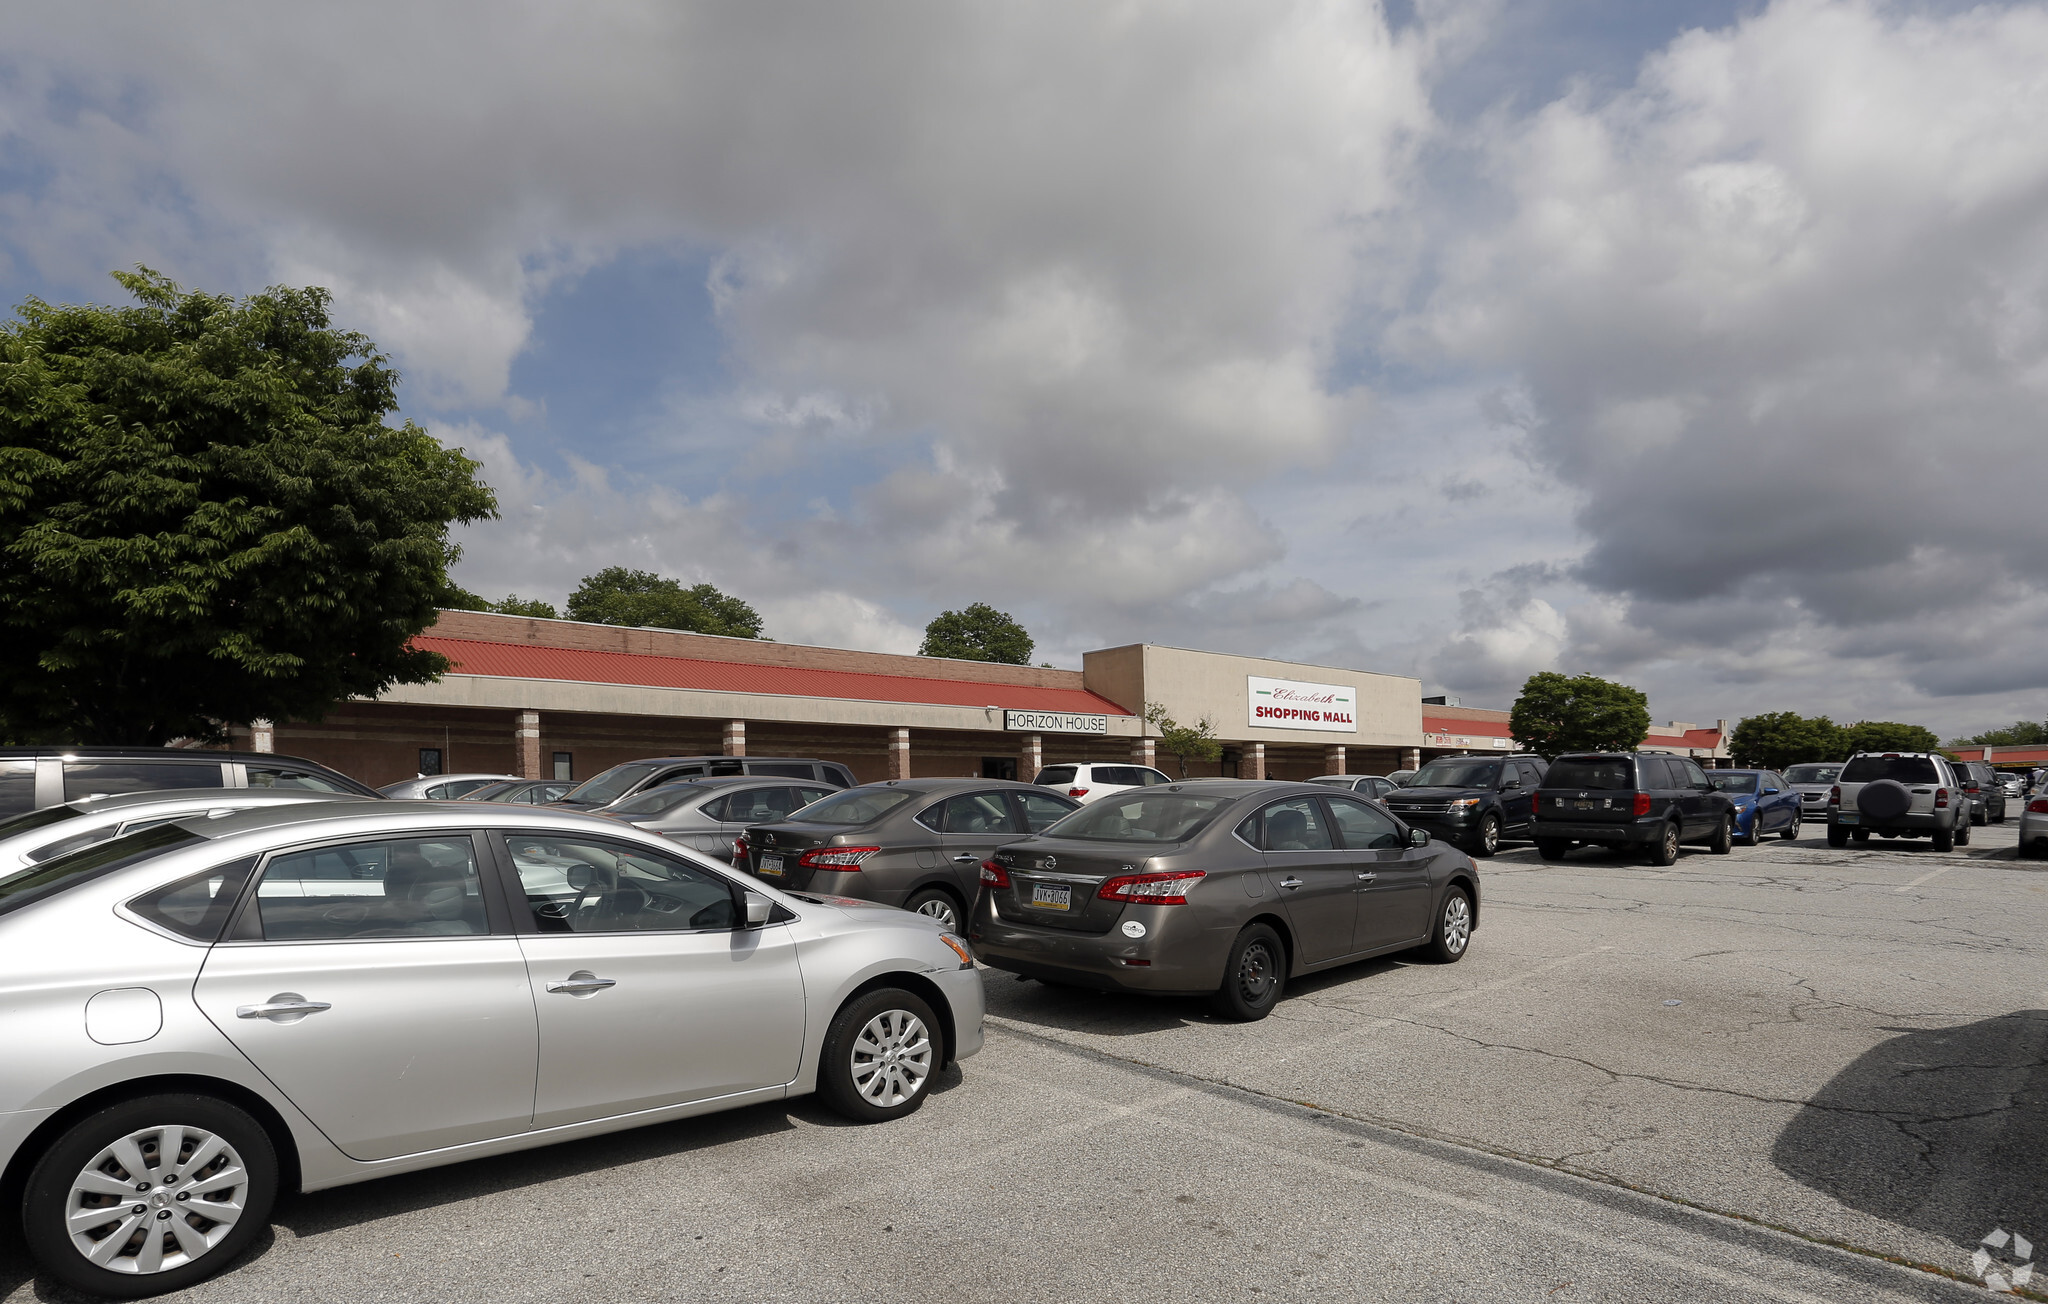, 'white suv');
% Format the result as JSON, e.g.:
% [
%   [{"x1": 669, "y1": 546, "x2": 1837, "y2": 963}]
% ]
[
  {"x1": 1032, "y1": 762, "x2": 1174, "y2": 804},
  {"x1": 1825, "y1": 751, "x2": 1971, "y2": 850}
]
